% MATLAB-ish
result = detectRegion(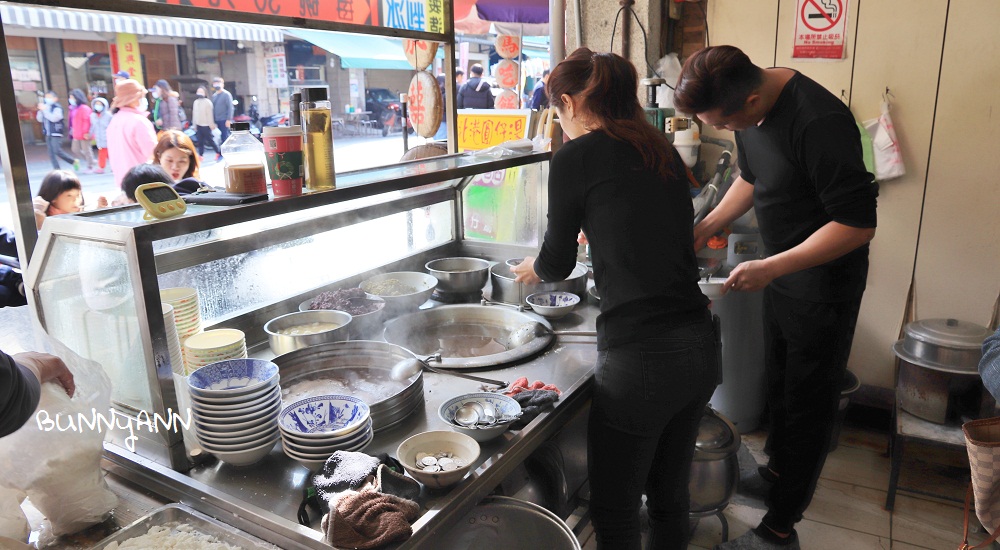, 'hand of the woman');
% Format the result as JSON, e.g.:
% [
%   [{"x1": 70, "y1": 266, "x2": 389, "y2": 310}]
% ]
[
  {"x1": 512, "y1": 256, "x2": 542, "y2": 285},
  {"x1": 723, "y1": 259, "x2": 775, "y2": 294}
]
